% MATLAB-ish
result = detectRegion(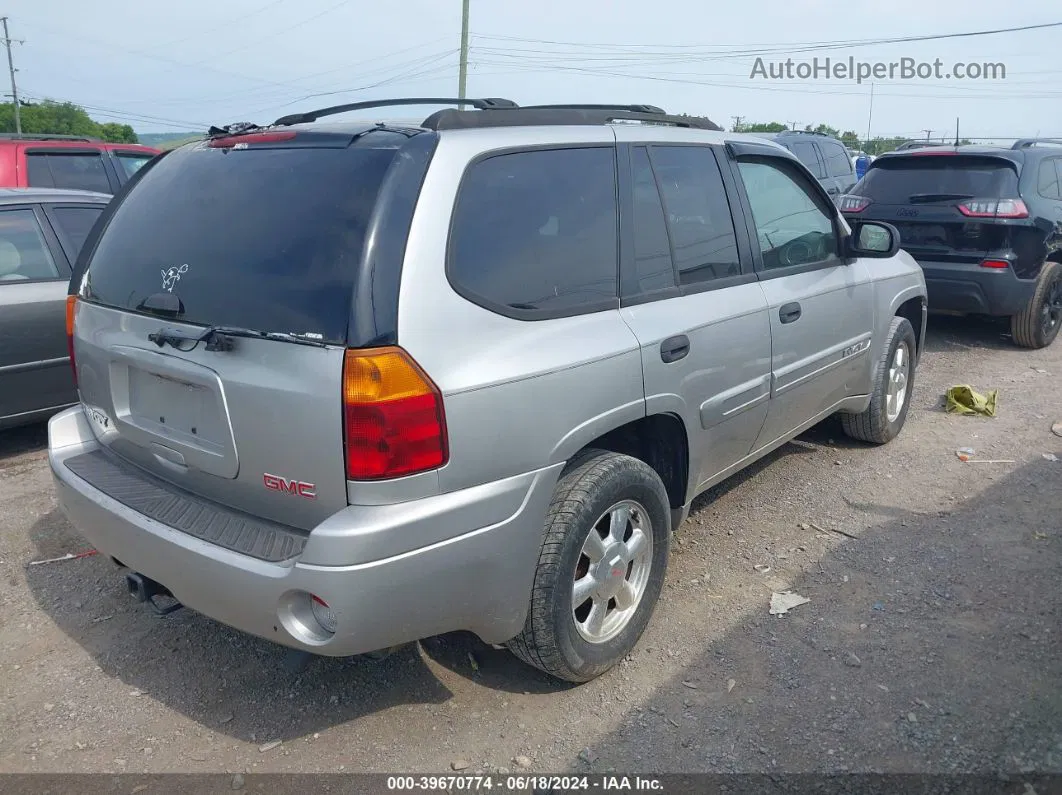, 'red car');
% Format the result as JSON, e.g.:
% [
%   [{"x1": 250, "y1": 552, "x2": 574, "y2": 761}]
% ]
[{"x1": 0, "y1": 134, "x2": 161, "y2": 194}]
